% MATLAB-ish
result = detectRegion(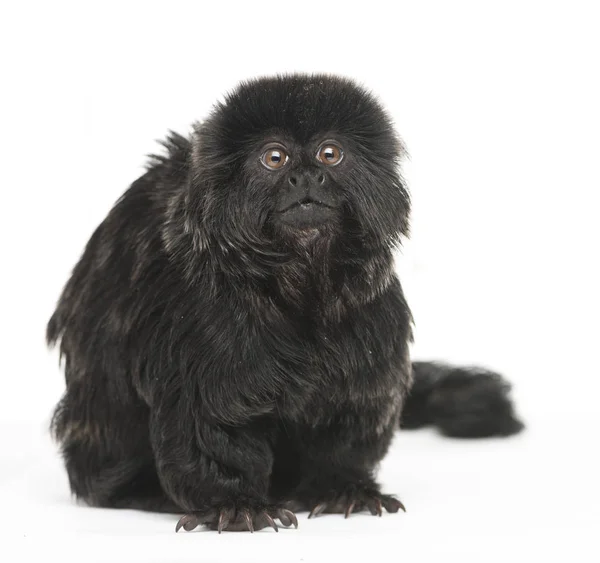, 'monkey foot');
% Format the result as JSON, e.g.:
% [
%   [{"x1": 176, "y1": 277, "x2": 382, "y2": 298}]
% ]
[
  {"x1": 176, "y1": 505, "x2": 298, "y2": 533},
  {"x1": 307, "y1": 488, "x2": 405, "y2": 519}
]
